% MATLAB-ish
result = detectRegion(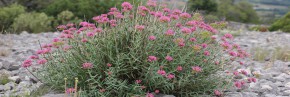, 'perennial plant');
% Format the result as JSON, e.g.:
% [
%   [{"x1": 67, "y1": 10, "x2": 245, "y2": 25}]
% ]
[{"x1": 23, "y1": 1, "x2": 253, "y2": 97}]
